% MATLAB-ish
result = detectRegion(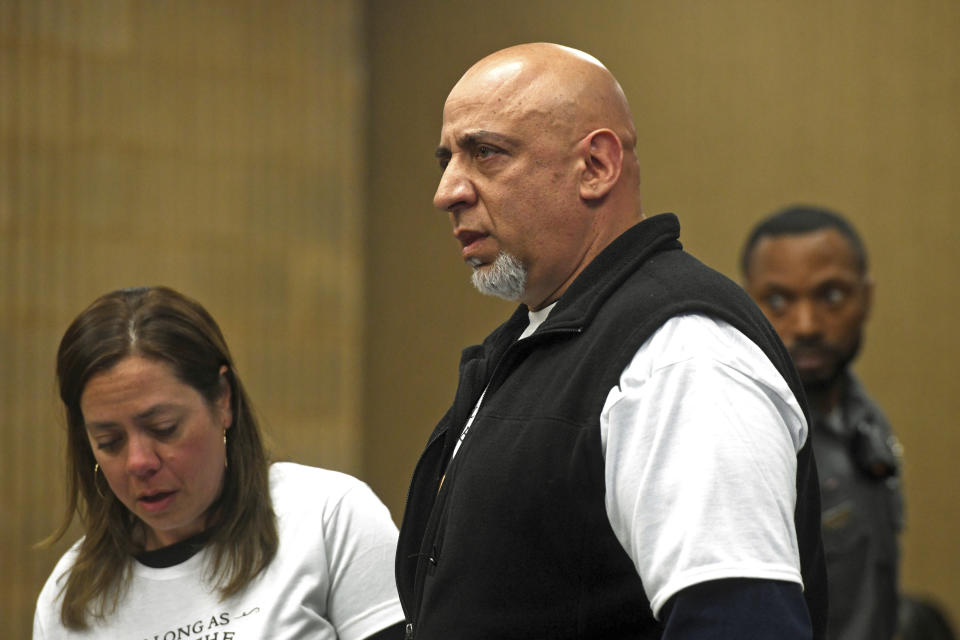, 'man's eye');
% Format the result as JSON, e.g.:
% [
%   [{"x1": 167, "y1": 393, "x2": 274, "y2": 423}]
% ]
[
  {"x1": 475, "y1": 145, "x2": 497, "y2": 159},
  {"x1": 765, "y1": 293, "x2": 788, "y2": 313},
  {"x1": 822, "y1": 287, "x2": 847, "y2": 306},
  {"x1": 438, "y1": 158, "x2": 449, "y2": 172}
]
